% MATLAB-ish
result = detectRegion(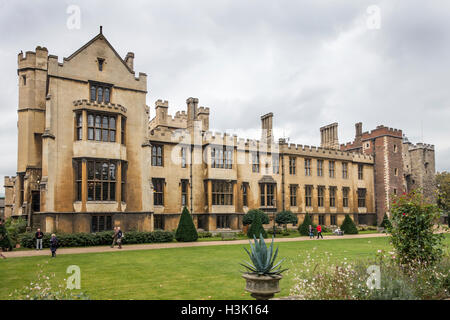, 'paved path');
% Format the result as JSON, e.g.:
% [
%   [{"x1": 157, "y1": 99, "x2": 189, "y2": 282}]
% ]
[{"x1": 2, "y1": 233, "x2": 388, "y2": 259}]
